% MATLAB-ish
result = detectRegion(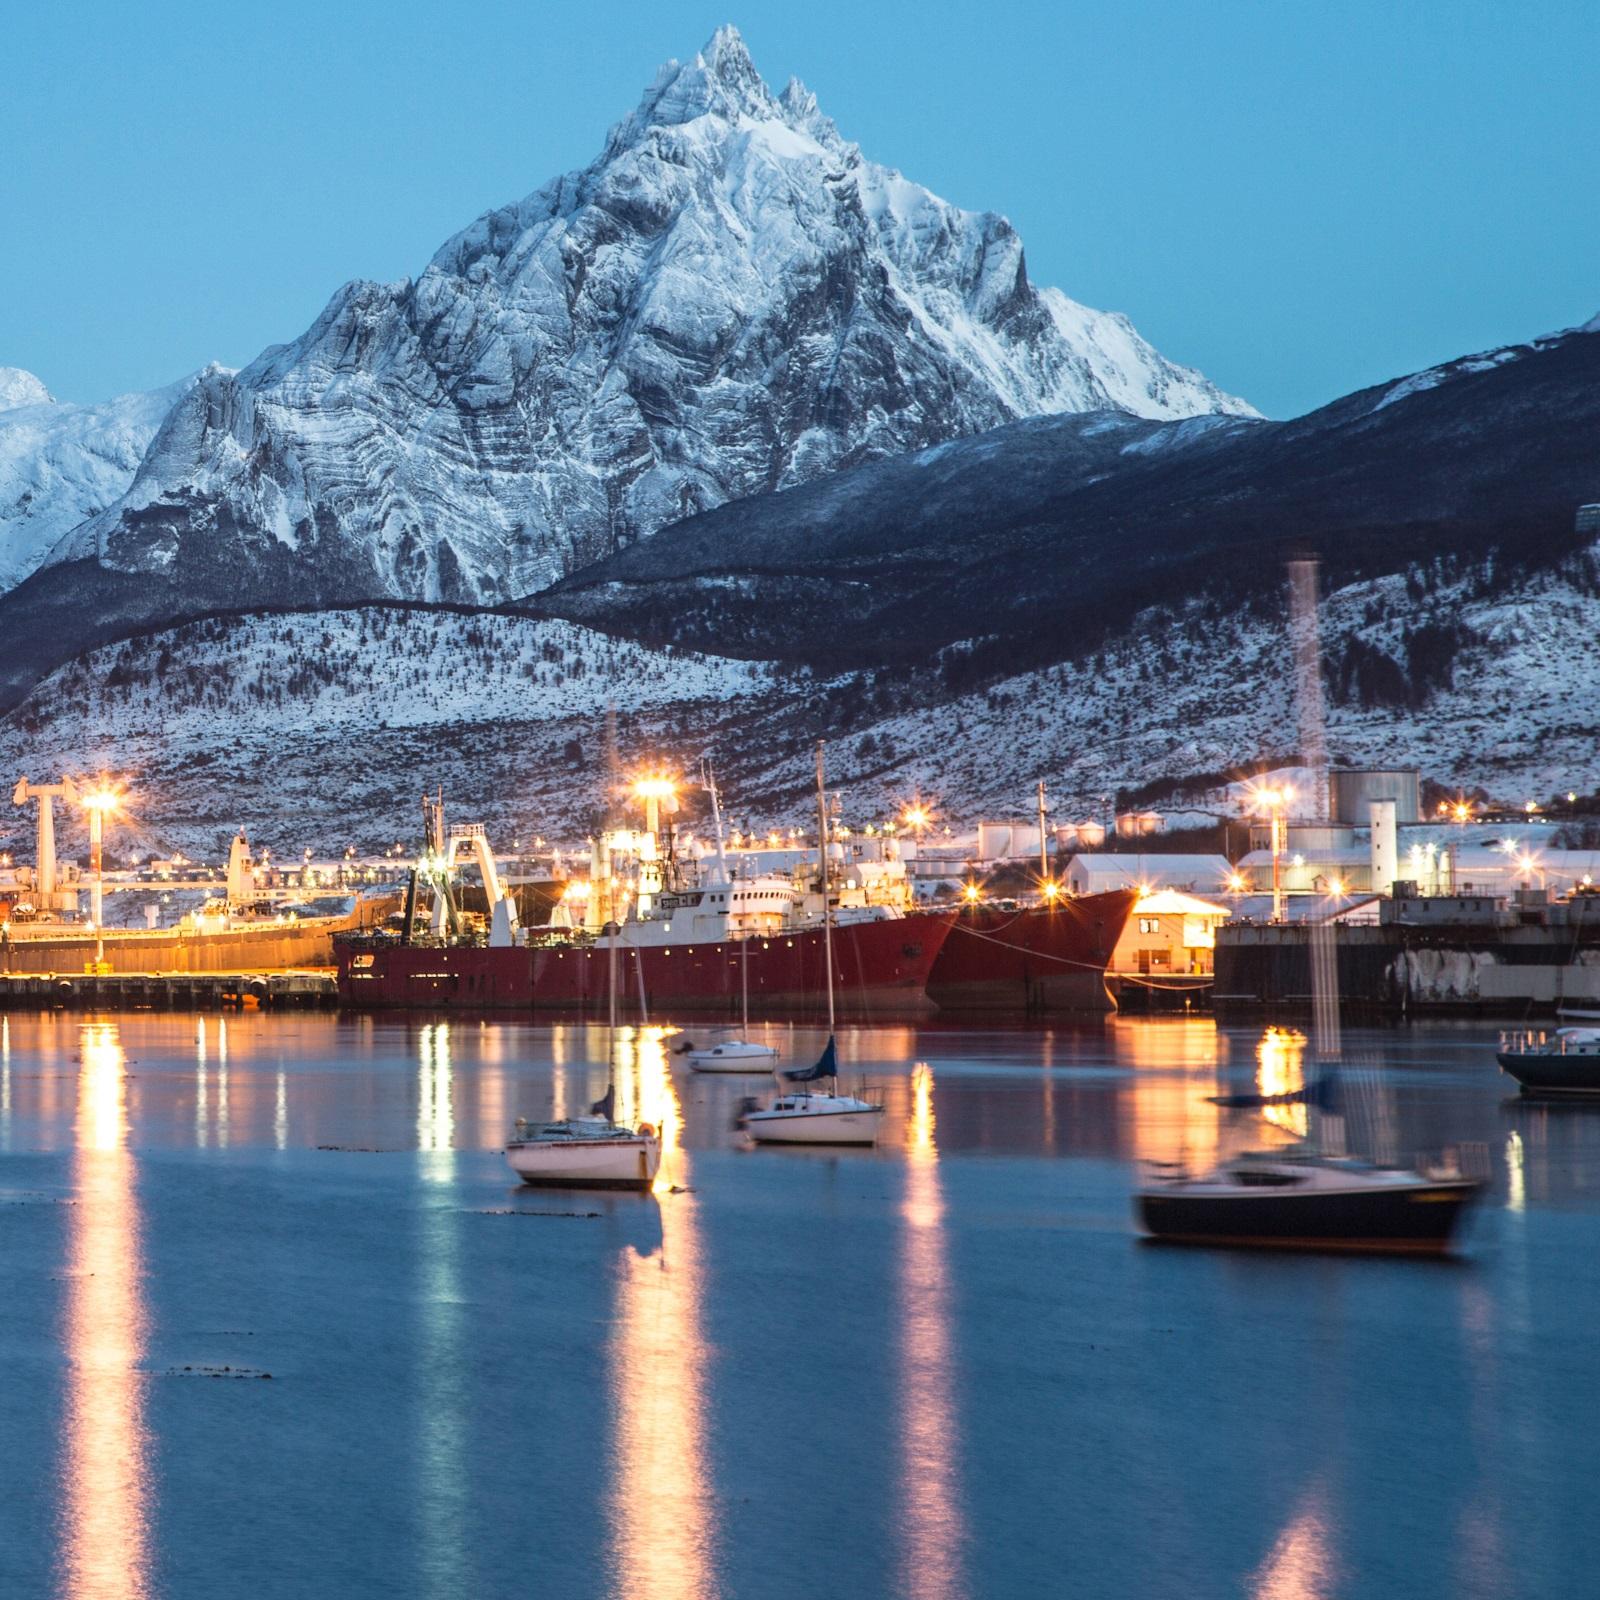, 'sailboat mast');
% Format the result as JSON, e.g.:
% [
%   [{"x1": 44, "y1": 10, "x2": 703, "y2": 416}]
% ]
[
  {"x1": 703, "y1": 760, "x2": 731, "y2": 883},
  {"x1": 816, "y1": 740, "x2": 834, "y2": 1036},
  {"x1": 1037, "y1": 778, "x2": 1049, "y2": 883}
]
